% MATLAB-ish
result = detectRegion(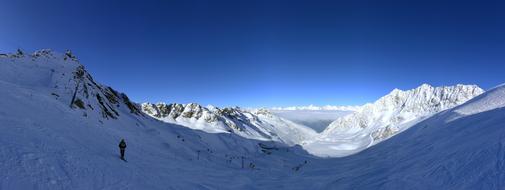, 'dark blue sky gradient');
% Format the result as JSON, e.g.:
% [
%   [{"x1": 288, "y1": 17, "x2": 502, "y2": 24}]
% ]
[{"x1": 1, "y1": 0, "x2": 504, "y2": 107}]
